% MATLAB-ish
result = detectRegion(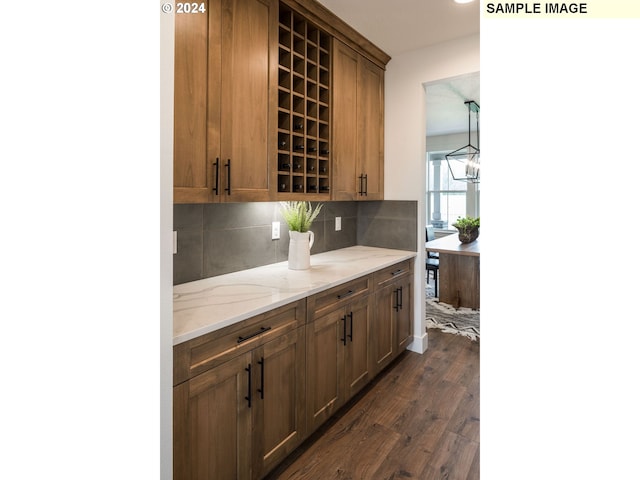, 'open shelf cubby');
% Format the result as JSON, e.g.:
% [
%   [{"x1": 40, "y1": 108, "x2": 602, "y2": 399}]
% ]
[{"x1": 277, "y1": 3, "x2": 331, "y2": 197}]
